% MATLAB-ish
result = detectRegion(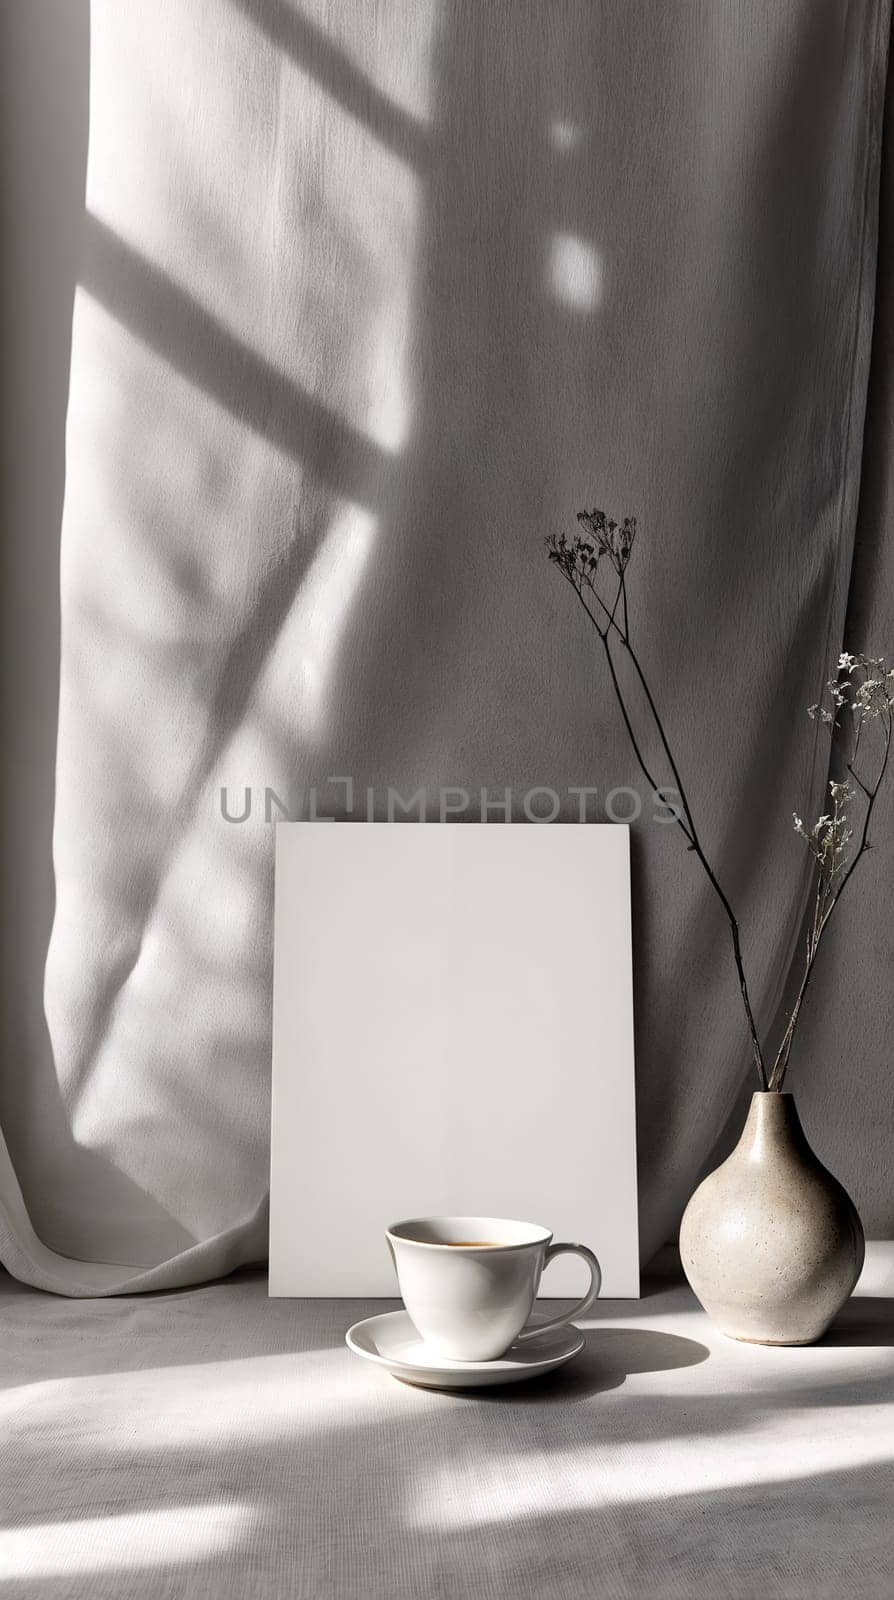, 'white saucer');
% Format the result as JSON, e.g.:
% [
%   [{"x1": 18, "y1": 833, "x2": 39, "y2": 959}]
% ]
[{"x1": 345, "y1": 1310, "x2": 586, "y2": 1389}]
